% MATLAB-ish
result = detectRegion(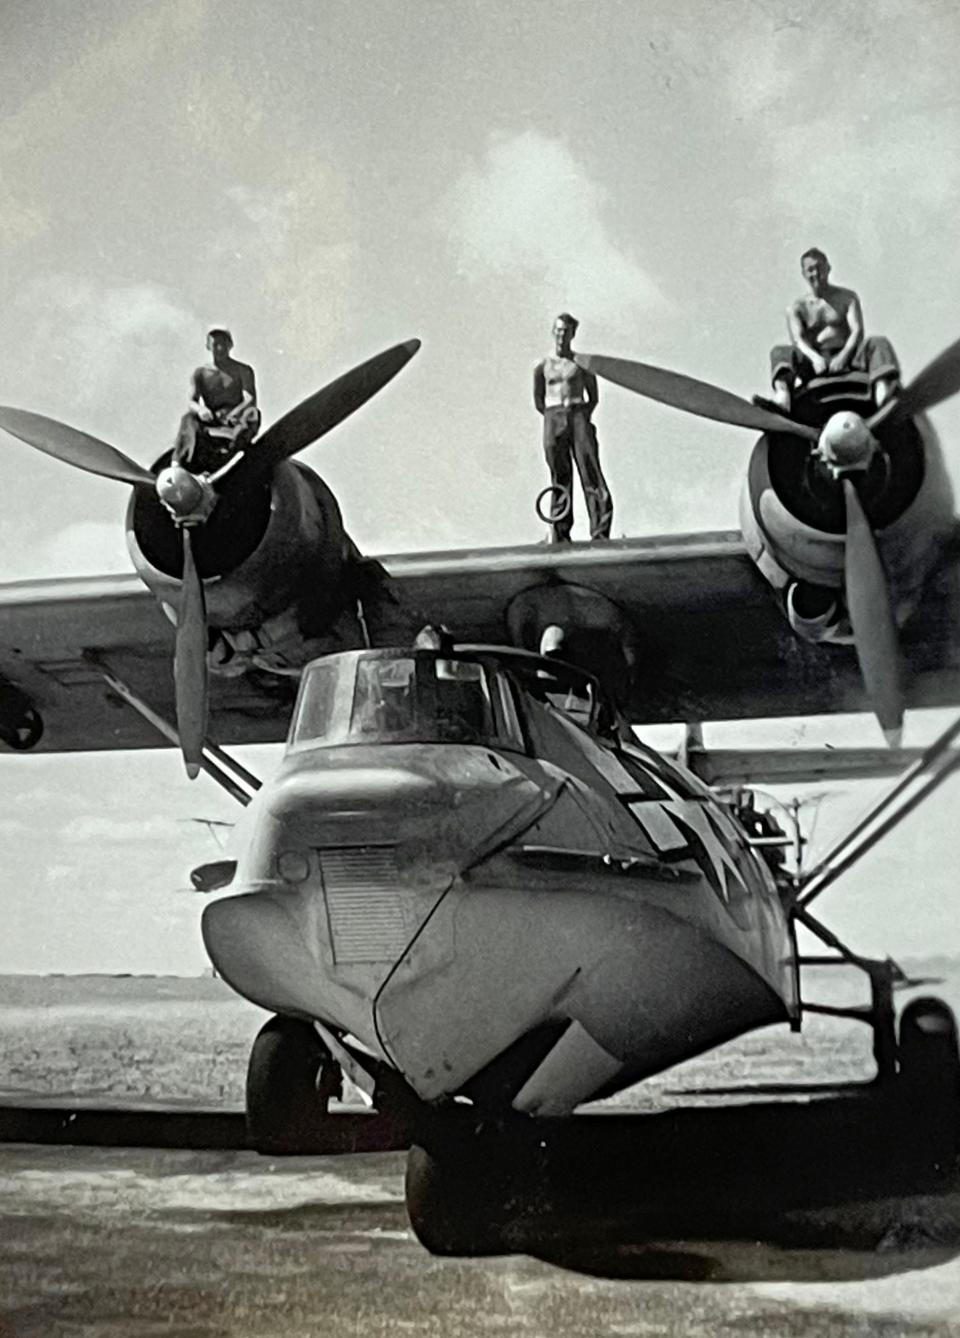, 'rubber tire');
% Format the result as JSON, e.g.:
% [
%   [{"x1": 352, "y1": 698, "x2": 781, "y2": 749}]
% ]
[
  {"x1": 898, "y1": 997, "x2": 960, "y2": 1168},
  {"x1": 246, "y1": 1015, "x2": 327, "y2": 1154},
  {"x1": 405, "y1": 1135, "x2": 519, "y2": 1256}
]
